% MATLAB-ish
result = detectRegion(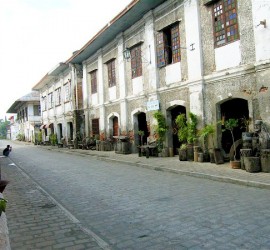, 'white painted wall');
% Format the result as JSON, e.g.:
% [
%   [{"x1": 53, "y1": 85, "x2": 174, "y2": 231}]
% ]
[
  {"x1": 144, "y1": 11, "x2": 158, "y2": 90},
  {"x1": 109, "y1": 86, "x2": 116, "y2": 101},
  {"x1": 166, "y1": 62, "x2": 181, "y2": 85},
  {"x1": 132, "y1": 76, "x2": 143, "y2": 95},
  {"x1": 215, "y1": 41, "x2": 241, "y2": 71},
  {"x1": 252, "y1": 0, "x2": 270, "y2": 62},
  {"x1": 184, "y1": 0, "x2": 203, "y2": 80}
]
